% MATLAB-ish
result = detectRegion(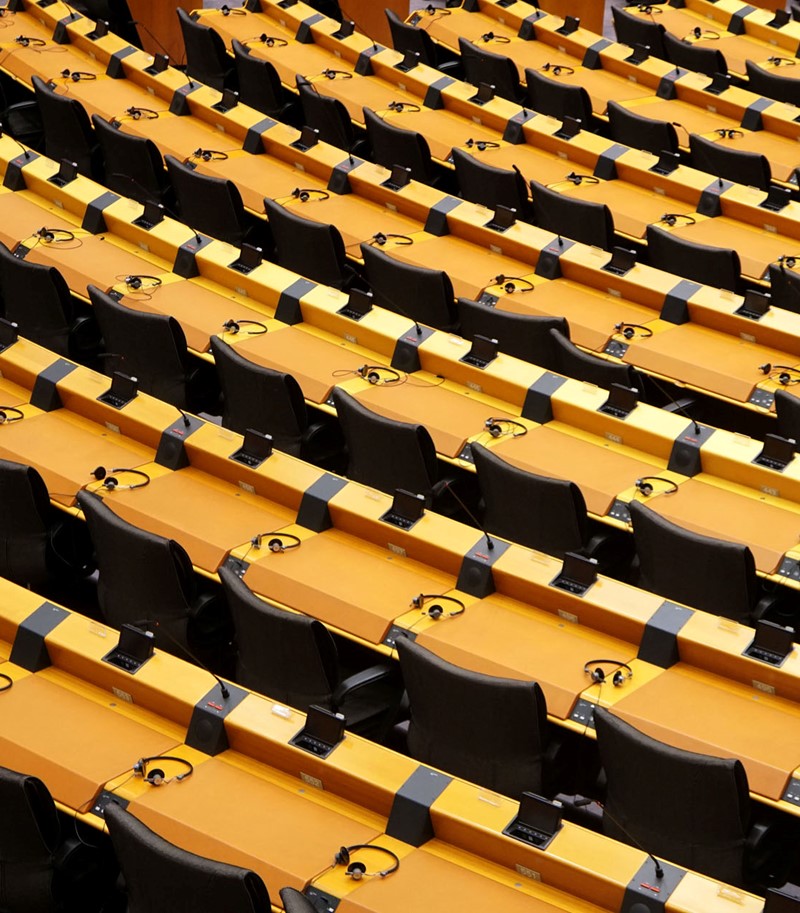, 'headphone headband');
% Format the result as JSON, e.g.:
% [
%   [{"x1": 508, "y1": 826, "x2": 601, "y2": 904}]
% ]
[
  {"x1": 90, "y1": 466, "x2": 151, "y2": 491},
  {"x1": 411, "y1": 593, "x2": 466, "y2": 619},
  {"x1": 334, "y1": 844, "x2": 400, "y2": 880},
  {"x1": 635, "y1": 476, "x2": 679, "y2": 497},
  {"x1": 583, "y1": 659, "x2": 633, "y2": 688},
  {"x1": 357, "y1": 364, "x2": 402, "y2": 385},
  {"x1": 0, "y1": 406, "x2": 24, "y2": 424},
  {"x1": 252, "y1": 532, "x2": 302, "y2": 553},
  {"x1": 614, "y1": 322, "x2": 653, "y2": 340},
  {"x1": 133, "y1": 755, "x2": 194, "y2": 786}
]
